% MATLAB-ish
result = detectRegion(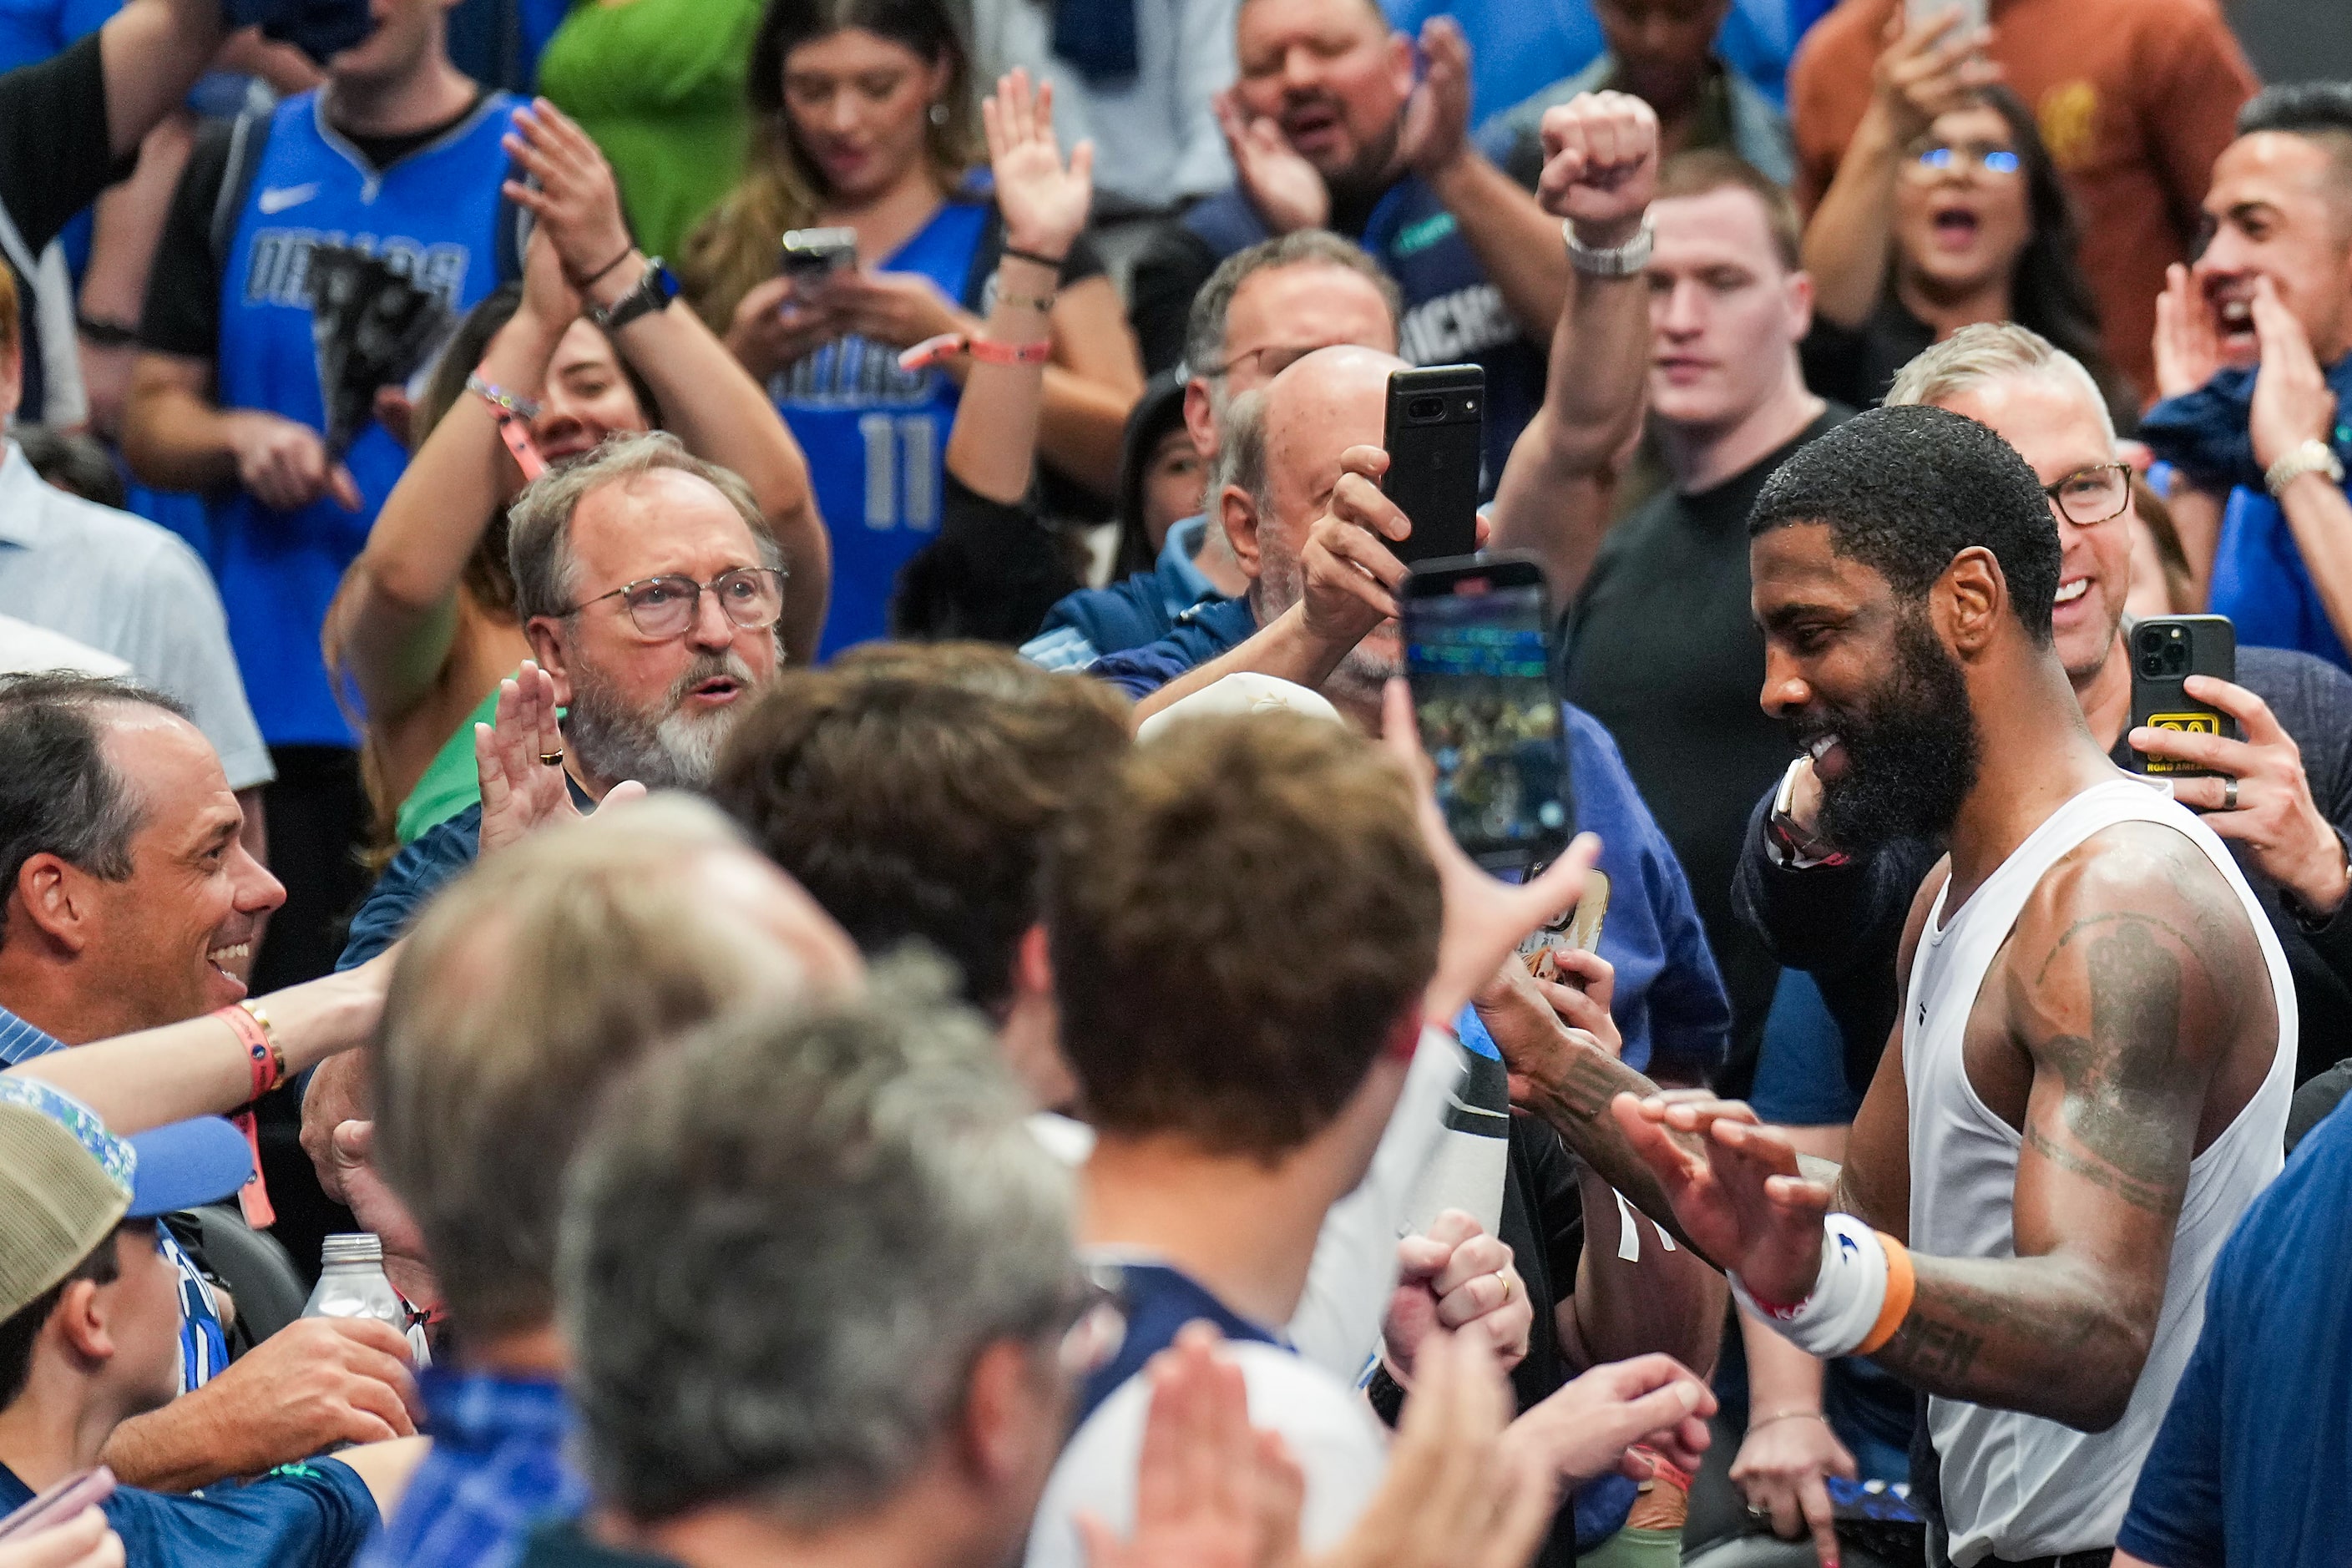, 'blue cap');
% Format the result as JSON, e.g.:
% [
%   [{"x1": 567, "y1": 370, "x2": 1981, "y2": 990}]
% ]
[{"x1": 0, "y1": 1076, "x2": 252, "y2": 1218}]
